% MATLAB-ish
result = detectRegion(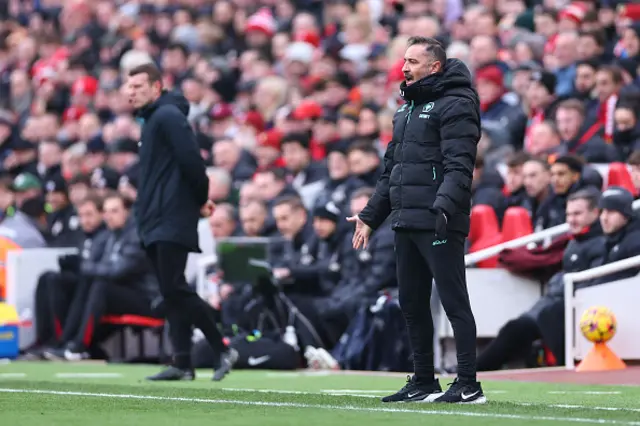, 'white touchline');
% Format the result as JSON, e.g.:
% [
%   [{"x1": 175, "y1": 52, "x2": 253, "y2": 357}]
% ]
[
  {"x1": 0, "y1": 373, "x2": 26, "y2": 378},
  {"x1": 55, "y1": 373, "x2": 123, "y2": 378},
  {"x1": 548, "y1": 391, "x2": 622, "y2": 395},
  {"x1": 220, "y1": 388, "x2": 640, "y2": 413},
  {"x1": 2, "y1": 388, "x2": 639, "y2": 426}
]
